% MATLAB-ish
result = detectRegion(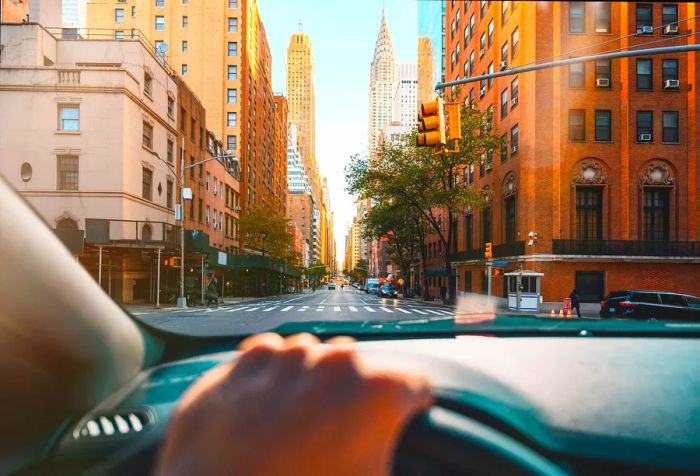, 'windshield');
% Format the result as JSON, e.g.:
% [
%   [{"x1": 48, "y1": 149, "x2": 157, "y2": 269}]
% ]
[{"x1": 2, "y1": 1, "x2": 699, "y2": 337}]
